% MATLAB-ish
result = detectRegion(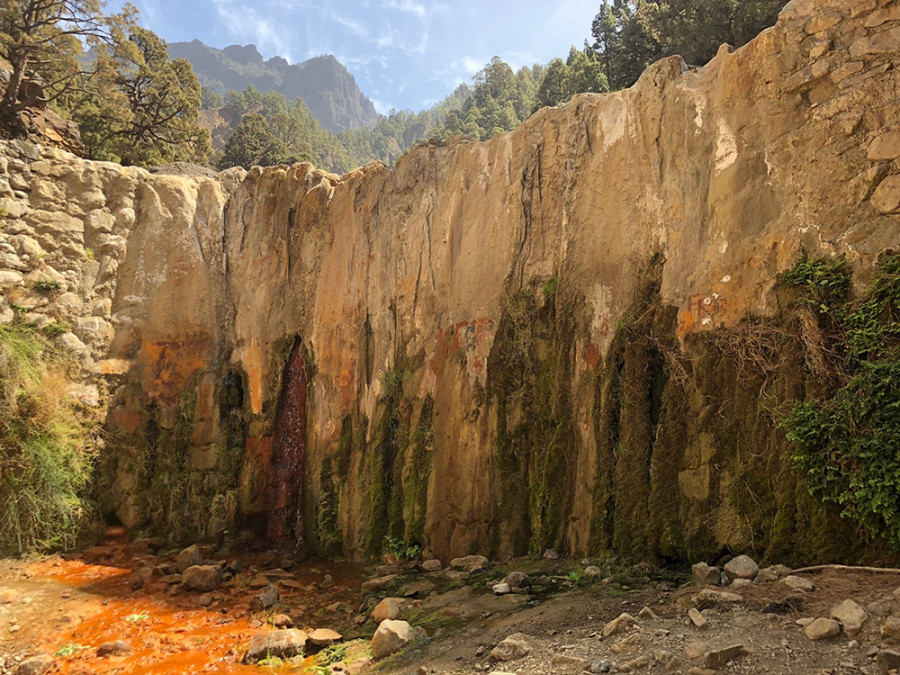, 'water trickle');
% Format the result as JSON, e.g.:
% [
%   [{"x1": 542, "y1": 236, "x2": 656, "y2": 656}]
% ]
[{"x1": 266, "y1": 338, "x2": 308, "y2": 549}]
